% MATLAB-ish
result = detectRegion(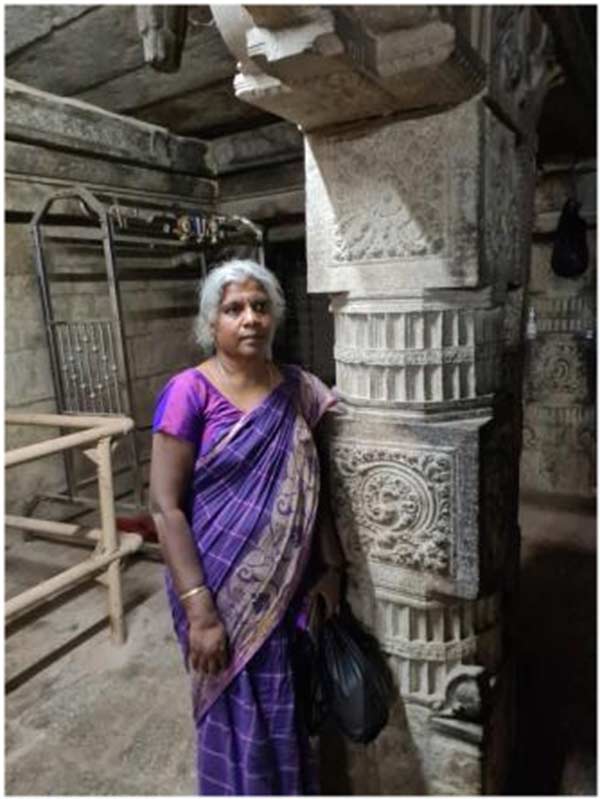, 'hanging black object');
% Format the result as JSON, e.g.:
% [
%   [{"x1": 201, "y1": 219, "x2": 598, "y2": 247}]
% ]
[
  {"x1": 551, "y1": 198, "x2": 588, "y2": 278},
  {"x1": 293, "y1": 599, "x2": 395, "y2": 743}
]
